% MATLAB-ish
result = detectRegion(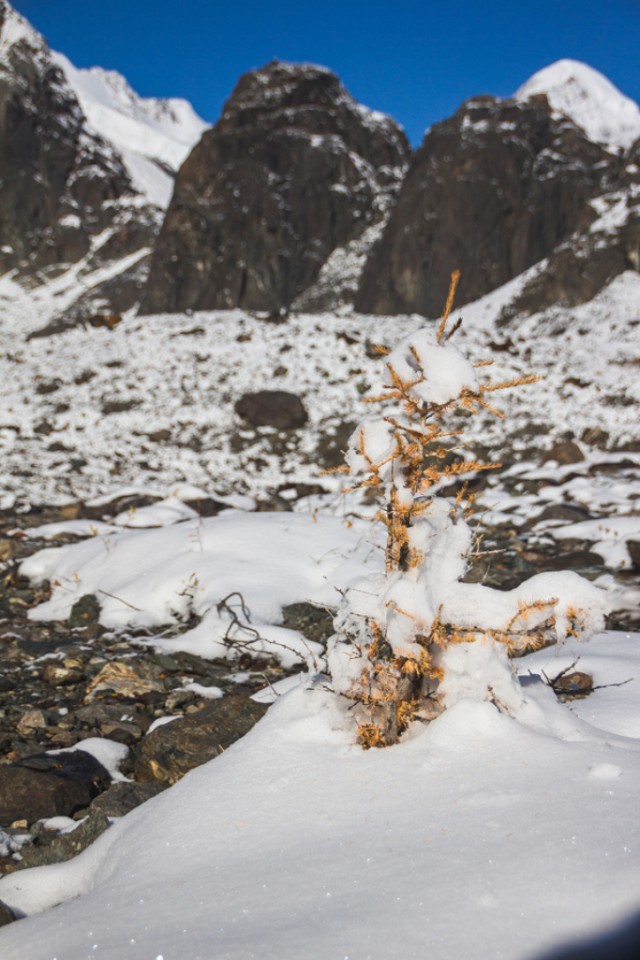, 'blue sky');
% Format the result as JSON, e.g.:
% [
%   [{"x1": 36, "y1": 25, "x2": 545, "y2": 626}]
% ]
[{"x1": 12, "y1": 0, "x2": 640, "y2": 144}]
